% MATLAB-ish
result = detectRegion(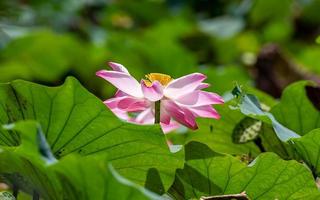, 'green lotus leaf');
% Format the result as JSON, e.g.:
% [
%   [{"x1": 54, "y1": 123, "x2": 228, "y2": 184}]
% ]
[
  {"x1": 0, "y1": 77, "x2": 183, "y2": 197},
  {"x1": 169, "y1": 142, "x2": 320, "y2": 200}
]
